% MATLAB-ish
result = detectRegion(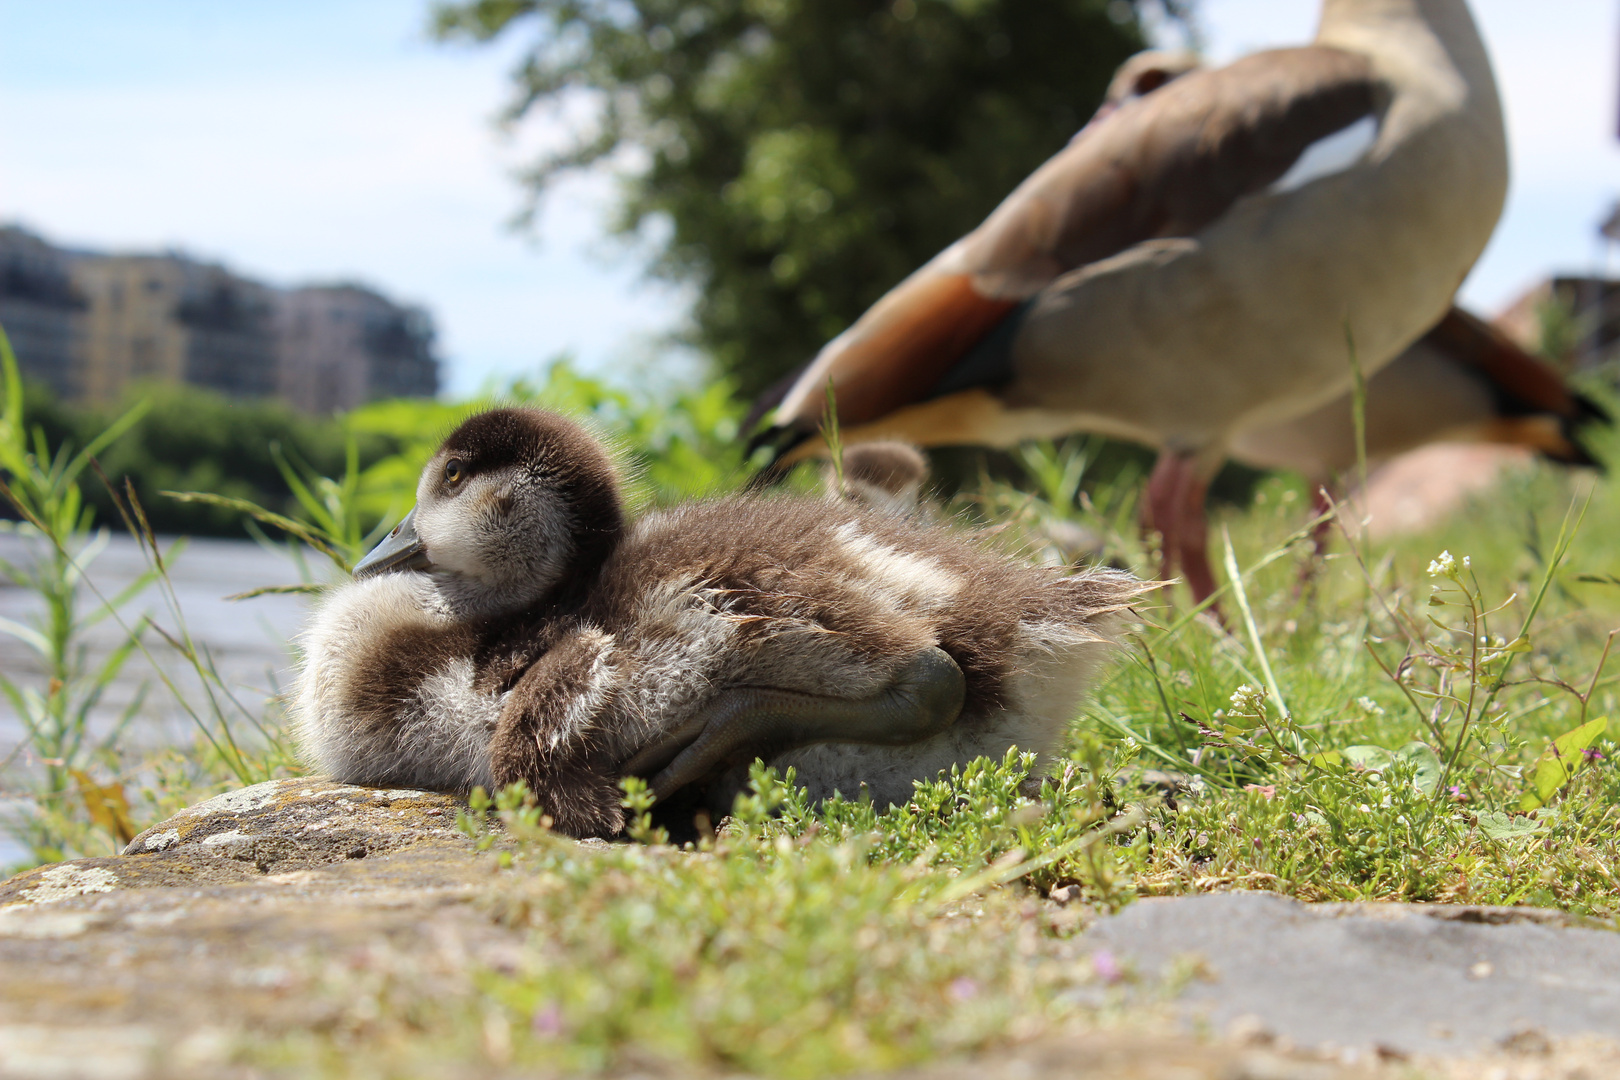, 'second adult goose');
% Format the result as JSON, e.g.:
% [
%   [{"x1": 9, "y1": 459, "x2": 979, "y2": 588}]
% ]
[{"x1": 1231, "y1": 307, "x2": 1609, "y2": 479}]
